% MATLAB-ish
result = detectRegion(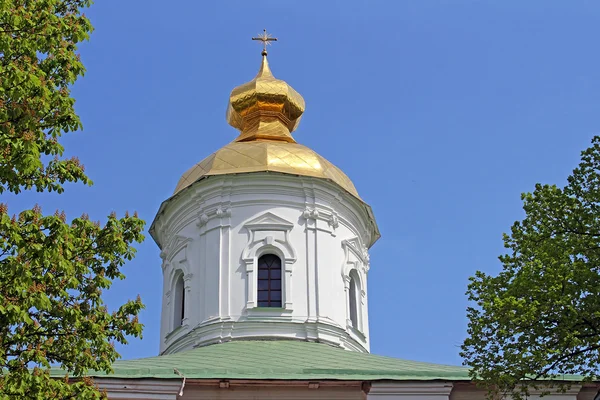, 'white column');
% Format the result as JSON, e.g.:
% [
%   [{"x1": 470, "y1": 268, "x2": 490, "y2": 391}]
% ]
[
  {"x1": 305, "y1": 214, "x2": 318, "y2": 322},
  {"x1": 343, "y1": 275, "x2": 351, "y2": 327},
  {"x1": 245, "y1": 259, "x2": 256, "y2": 309},
  {"x1": 219, "y1": 211, "x2": 231, "y2": 318},
  {"x1": 182, "y1": 272, "x2": 193, "y2": 326}
]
